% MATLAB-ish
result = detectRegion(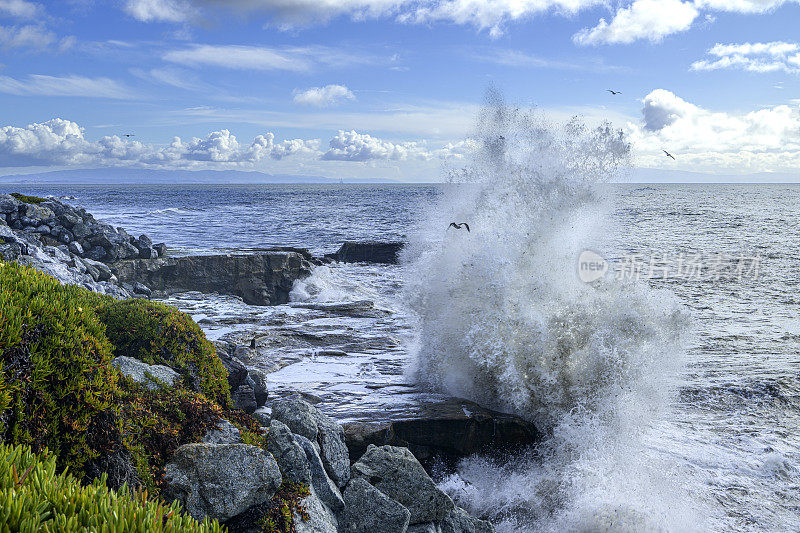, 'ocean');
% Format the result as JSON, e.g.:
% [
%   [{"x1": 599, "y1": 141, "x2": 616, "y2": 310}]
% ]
[{"x1": 3, "y1": 180, "x2": 797, "y2": 532}]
